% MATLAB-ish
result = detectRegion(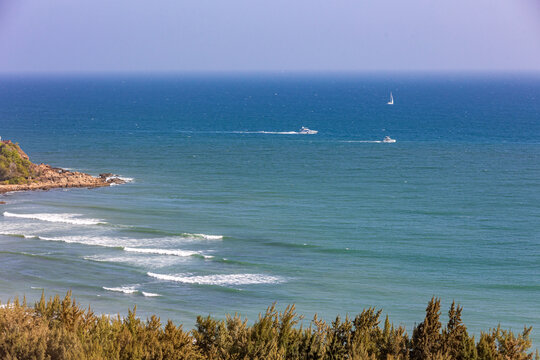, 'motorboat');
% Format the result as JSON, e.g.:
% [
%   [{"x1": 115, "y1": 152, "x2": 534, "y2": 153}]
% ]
[
  {"x1": 298, "y1": 126, "x2": 318, "y2": 134},
  {"x1": 383, "y1": 136, "x2": 396, "y2": 143}
]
